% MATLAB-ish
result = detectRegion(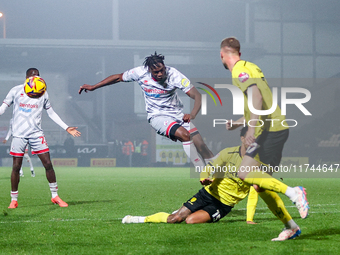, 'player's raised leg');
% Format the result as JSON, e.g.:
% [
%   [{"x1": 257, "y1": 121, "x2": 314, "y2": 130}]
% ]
[
  {"x1": 190, "y1": 130, "x2": 218, "y2": 164},
  {"x1": 239, "y1": 156, "x2": 309, "y2": 219},
  {"x1": 176, "y1": 128, "x2": 205, "y2": 169}
]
